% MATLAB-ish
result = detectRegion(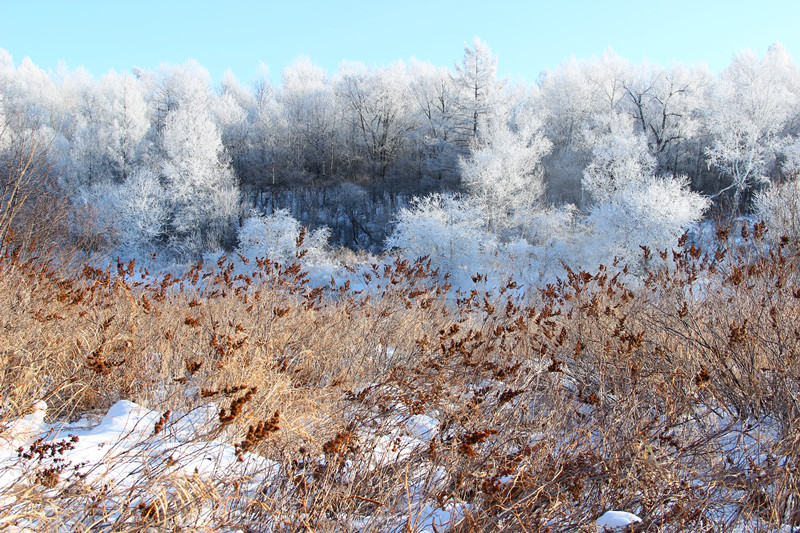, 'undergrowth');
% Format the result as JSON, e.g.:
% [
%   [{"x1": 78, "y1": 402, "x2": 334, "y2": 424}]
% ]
[{"x1": 2, "y1": 222, "x2": 800, "y2": 531}]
